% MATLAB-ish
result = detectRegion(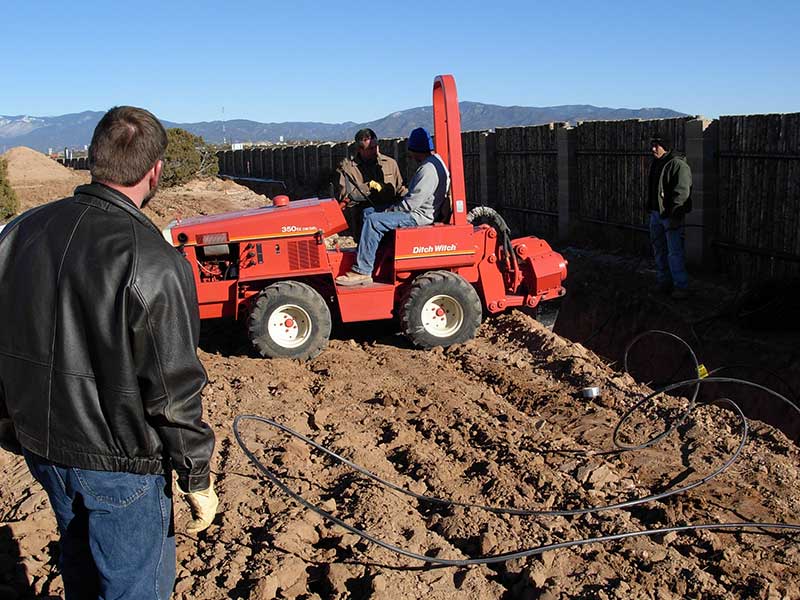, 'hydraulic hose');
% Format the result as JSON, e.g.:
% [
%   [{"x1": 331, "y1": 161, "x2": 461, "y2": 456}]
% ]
[{"x1": 467, "y1": 206, "x2": 517, "y2": 272}]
